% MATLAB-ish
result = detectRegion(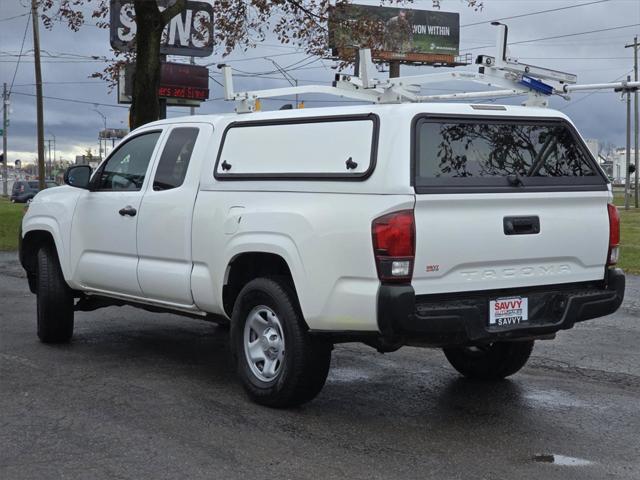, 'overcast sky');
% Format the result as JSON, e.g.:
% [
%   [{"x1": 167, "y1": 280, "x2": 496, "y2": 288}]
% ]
[{"x1": 1, "y1": 0, "x2": 639, "y2": 164}]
